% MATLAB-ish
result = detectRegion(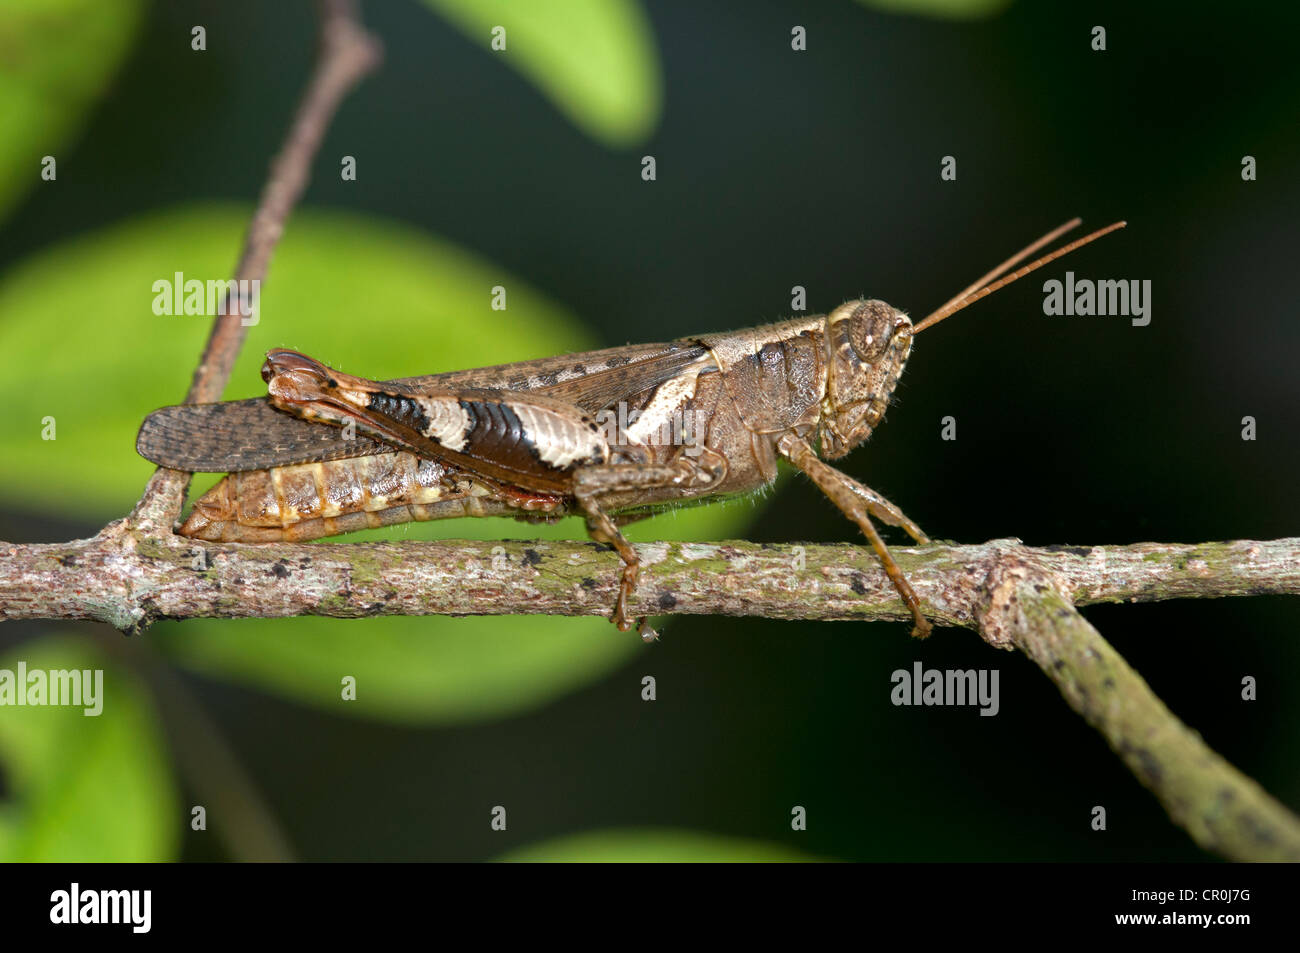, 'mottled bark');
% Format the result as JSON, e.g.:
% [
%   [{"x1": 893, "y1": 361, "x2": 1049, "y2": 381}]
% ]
[
  {"x1": 4, "y1": 526, "x2": 1297, "y2": 859},
  {"x1": 0, "y1": 531, "x2": 1295, "y2": 633}
]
